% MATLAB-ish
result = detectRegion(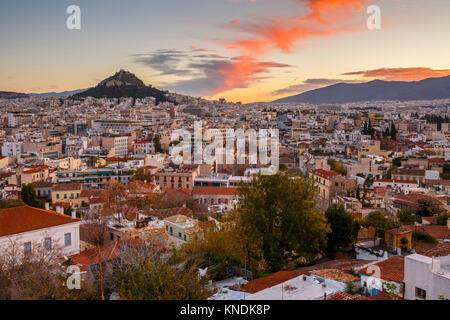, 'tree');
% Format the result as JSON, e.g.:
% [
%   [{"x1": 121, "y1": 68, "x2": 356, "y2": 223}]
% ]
[
  {"x1": 334, "y1": 161, "x2": 347, "y2": 176},
  {"x1": 416, "y1": 199, "x2": 441, "y2": 217},
  {"x1": 0, "y1": 239, "x2": 99, "y2": 300},
  {"x1": 385, "y1": 282, "x2": 398, "y2": 300},
  {"x1": 437, "y1": 213, "x2": 450, "y2": 226},
  {"x1": 356, "y1": 185, "x2": 361, "y2": 200},
  {"x1": 102, "y1": 180, "x2": 128, "y2": 223},
  {"x1": 153, "y1": 135, "x2": 163, "y2": 153},
  {"x1": 325, "y1": 204, "x2": 360, "y2": 258},
  {"x1": 111, "y1": 242, "x2": 208, "y2": 300},
  {"x1": 397, "y1": 209, "x2": 420, "y2": 225},
  {"x1": 238, "y1": 173, "x2": 329, "y2": 272},
  {"x1": 21, "y1": 184, "x2": 38, "y2": 207},
  {"x1": 0, "y1": 198, "x2": 25, "y2": 209},
  {"x1": 390, "y1": 122, "x2": 398, "y2": 141},
  {"x1": 177, "y1": 209, "x2": 265, "y2": 281},
  {"x1": 131, "y1": 167, "x2": 153, "y2": 182},
  {"x1": 362, "y1": 211, "x2": 392, "y2": 230}
]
